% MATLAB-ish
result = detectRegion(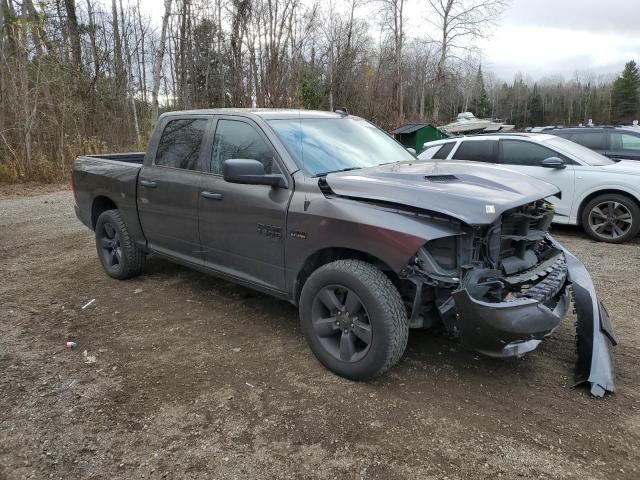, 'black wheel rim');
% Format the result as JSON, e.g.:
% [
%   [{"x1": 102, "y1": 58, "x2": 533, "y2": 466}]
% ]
[
  {"x1": 310, "y1": 285, "x2": 372, "y2": 363},
  {"x1": 99, "y1": 222, "x2": 122, "y2": 269},
  {"x1": 589, "y1": 201, "x2": 633, "y2": 240}
]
